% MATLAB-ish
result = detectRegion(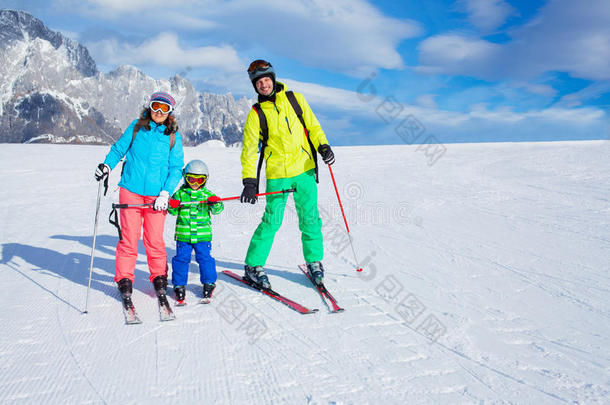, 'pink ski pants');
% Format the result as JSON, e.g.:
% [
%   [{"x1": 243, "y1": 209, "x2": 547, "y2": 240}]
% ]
[{"x1": 114, "y1": 187, "x2": 168, "y2": 283}]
